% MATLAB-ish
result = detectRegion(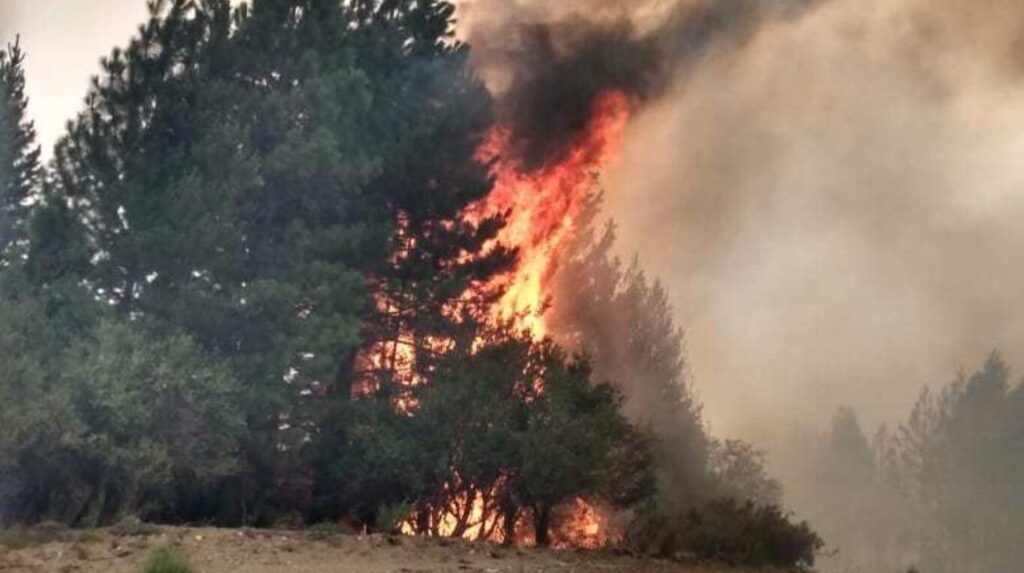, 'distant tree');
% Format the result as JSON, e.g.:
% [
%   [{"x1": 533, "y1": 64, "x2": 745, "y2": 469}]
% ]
[
  {"x1": 823, "y1": 407, "x2": 875, "y2": 489},
  {"x1": 888, "y1": 352, "x2": 1024, "y2": 573}
]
